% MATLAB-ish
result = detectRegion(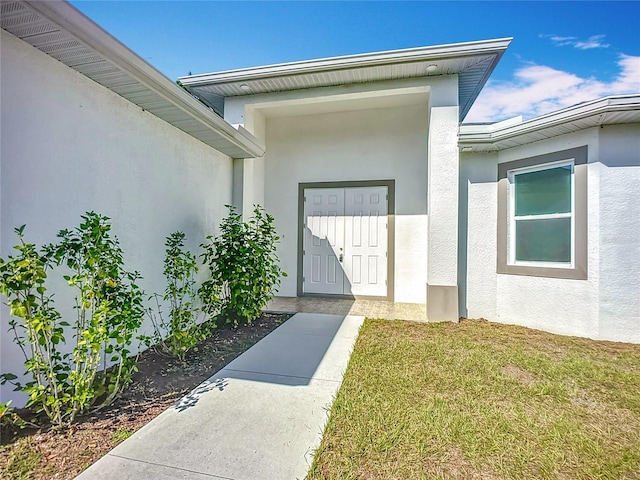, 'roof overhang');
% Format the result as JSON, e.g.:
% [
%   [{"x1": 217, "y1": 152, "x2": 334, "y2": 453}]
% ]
[
  {"x1": 0, "y1": 0, "x2": 264, "y2": 159},
  {"x1": 179, "y1": 38, "x2": 512, "y2": 122},
  {"x1": 459, "y1": 95, "x2": 640, "y2": 152}
]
